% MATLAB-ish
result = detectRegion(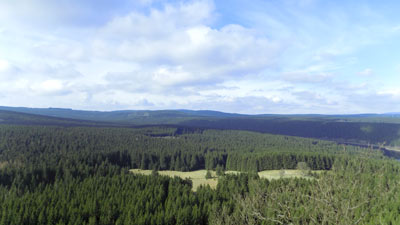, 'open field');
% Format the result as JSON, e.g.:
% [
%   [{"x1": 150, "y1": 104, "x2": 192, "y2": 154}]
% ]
[
  {"x1": 130, "y1": 169, "x2": 320, "y2": 191},
  {"x1": 226, "y1": 169, "x2": 322, "y2": 179},
  {"x1": 130, "y1": 169, "x2": 218, "y2": 191}
]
